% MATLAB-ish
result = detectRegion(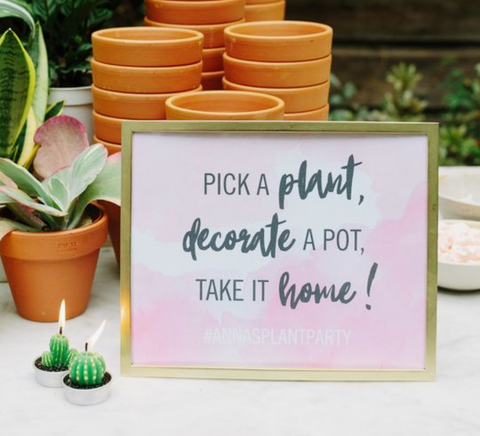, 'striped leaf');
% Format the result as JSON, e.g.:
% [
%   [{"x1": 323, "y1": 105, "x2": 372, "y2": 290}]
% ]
[
  {"x1": 0, "y1": 29, "x2": 35, "y2": 159},
  {"x1": 27, "y1": 23, "x2": 49, "y2": 125}
]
